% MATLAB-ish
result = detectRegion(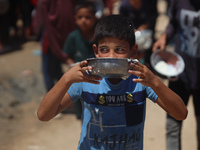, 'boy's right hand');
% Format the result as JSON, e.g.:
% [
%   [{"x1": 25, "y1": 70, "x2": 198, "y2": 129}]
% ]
[{"x1": 65, "y1": 60, "x2": 102, "y2": 85}]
